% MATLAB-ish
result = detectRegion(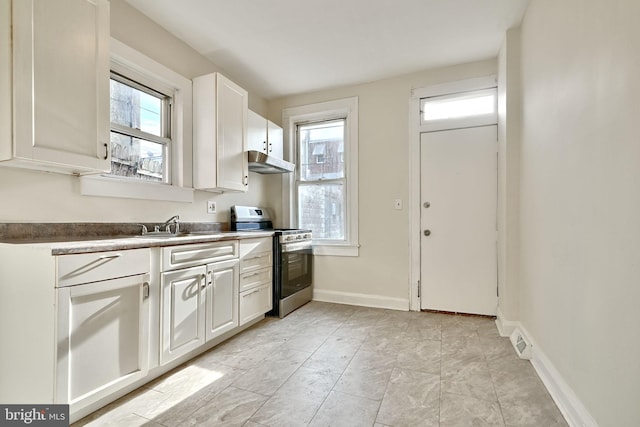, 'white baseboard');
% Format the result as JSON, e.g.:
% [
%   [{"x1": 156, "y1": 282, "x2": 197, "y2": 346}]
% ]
[
  {"x1": 312, "y1": 289, "x2": 409, "y2": 311},
  {"x1": 496, "y1": 310, "x2": 598, "y2": 427},
  {"x1": 525, "y1": 326, "x2": 599, "y2": 427},
  {"x1": 495, "y1": 307, "x2": 518, "y2": 337}
]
